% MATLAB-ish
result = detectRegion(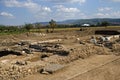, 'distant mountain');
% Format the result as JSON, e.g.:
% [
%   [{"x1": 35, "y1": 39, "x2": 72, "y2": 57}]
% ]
[
  {"x1": 58, "y1": 18, "x2": 120, "y2": 25},
  {"x1": 34, "y1": 18, "x2": 120, "y2": 26}
]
